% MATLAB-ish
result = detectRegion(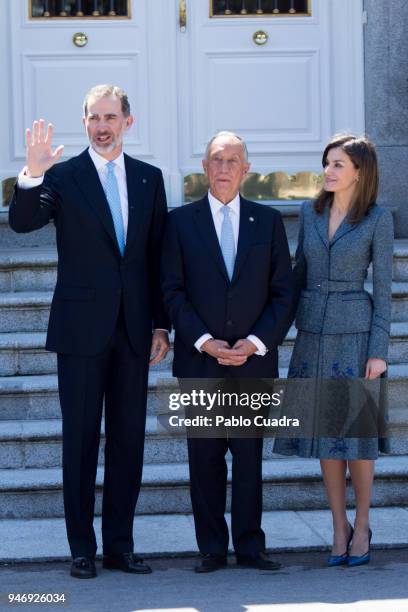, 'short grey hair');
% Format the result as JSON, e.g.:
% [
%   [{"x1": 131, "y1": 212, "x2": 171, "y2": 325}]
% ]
[
  {"x1": 83, "y1": 84, "x2": 131, "y2": 117},
  {"x1": 205, "y1": 131, "x2": 249, "y2": 162}
]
